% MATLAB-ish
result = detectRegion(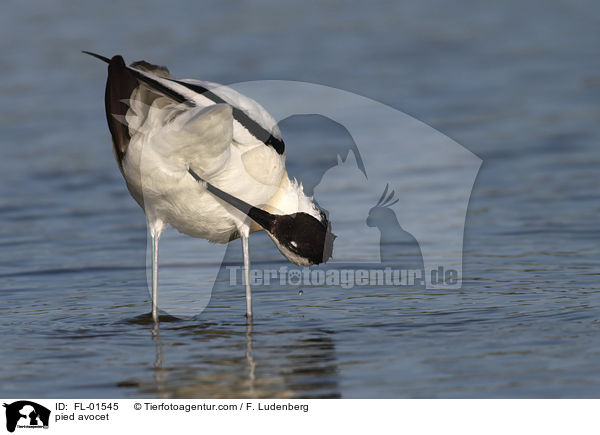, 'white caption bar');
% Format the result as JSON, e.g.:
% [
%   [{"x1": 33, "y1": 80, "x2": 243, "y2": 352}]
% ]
[{"x1": 1, "y1": 399, "x2": 598, "y2": 434}]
